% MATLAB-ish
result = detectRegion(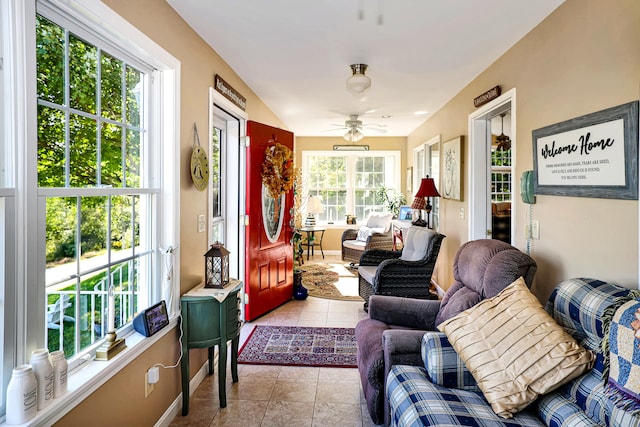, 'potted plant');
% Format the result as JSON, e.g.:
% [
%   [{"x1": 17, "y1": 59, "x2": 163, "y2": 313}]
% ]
[{"x1": 376, "y1": 187, "x2": 406, "y2": 218}]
